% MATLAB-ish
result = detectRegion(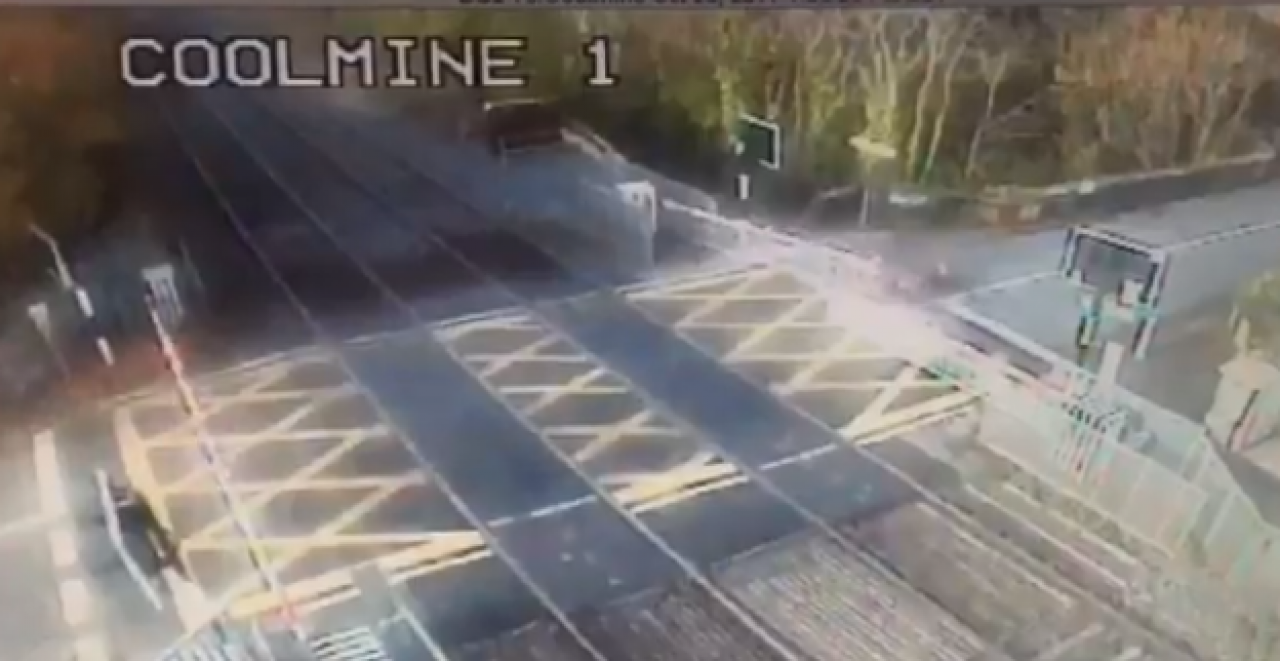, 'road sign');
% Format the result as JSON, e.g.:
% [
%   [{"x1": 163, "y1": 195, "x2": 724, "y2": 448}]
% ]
[
  {"x1": 846, "y1": 135, "x2": 898, "y2": 227},
  {"x1": 735, "y1": 114, "x2": 782, "y2": 171}
]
